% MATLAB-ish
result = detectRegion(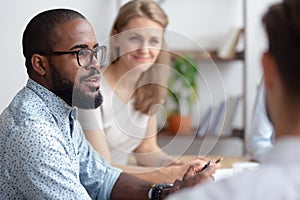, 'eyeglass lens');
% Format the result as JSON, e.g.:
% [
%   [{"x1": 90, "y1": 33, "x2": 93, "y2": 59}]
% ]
[{"x1": 78, "y1": 46, "x2": 106, "y2": 67}]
